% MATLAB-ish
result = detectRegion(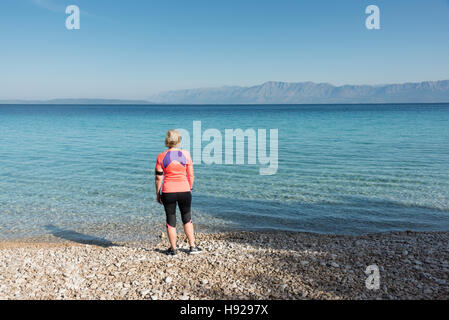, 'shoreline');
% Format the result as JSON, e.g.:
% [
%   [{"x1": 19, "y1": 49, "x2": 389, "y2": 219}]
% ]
[
  {"x1": 2, "y1": 227, "x2": 448, "y2": 245},
  {"x1": 0, "y1": 230, "x2": 448, "y2": 300}
]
